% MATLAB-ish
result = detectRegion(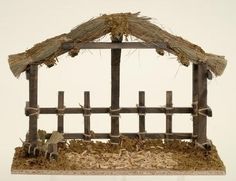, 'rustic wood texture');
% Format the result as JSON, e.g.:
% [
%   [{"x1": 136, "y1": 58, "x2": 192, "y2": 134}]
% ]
[
  {"x1": 84, "y1": 91, "x2": 91, "y2": 141},
  {"x1": 192, "y1": 64, "x2": 199, "y2": 139},
  {"x1": 45, "y1": 132, "x2": 192, "y2": 140},
  {"x1": 62, "y1": 42, "x2": 169, "y2": 50},
  {"x1": 138, "y1": 91, "x2": 146, "y2": 139},
  {"x1": 197, "y1": 63, "x2": 208, "y2": 144},
  {"x1": 57, "y1": 91, "x2": 64, "y2": 133},
  {"x1": 35, "y1": 107, "x2": 193, "y2": 114},
  {"x1": 110, "y1": 37, "x2": 122, "y2": 143},
  {"x1": 166, "y1": 91, "x2": 173, "y2": 134},
  {"x1": 28, "y1": 64, "x2": 38, "y2": 146}
]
